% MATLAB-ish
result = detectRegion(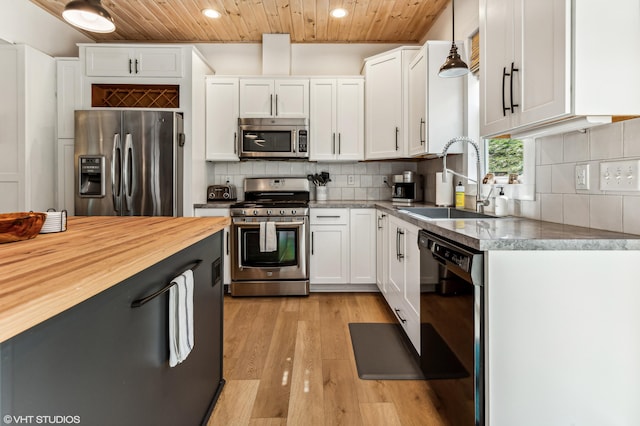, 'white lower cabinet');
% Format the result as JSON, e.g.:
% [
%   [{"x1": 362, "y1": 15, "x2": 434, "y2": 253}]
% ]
[
  {"x1": 376, "y1": 210, "x2": 389, "y2": 297},
  {"x1": 310, "y1": 209, "x2": 350, "y2": 284},
  {"x1": 194, "y1": 208, "x2": 231, "y2": 286},
  {"x1": 387, "y1": 214, "x2": 421, "y2": 353},
  {"x1": 349, "y1": 209, "x2": 376, "y2": 284}
]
